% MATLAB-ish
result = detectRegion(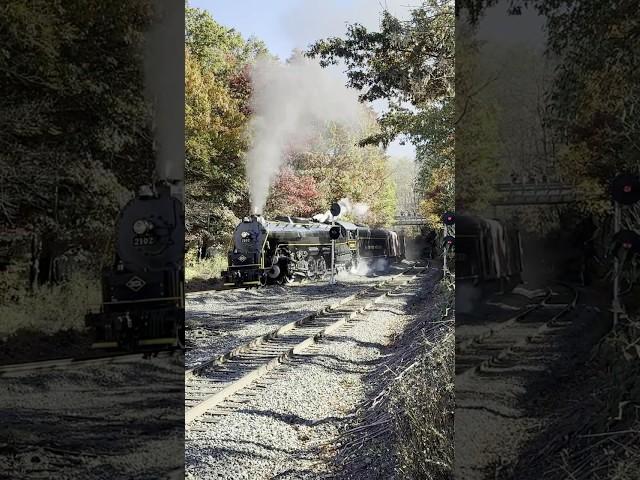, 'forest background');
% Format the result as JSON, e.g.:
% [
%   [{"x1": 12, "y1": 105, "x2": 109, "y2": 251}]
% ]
[{"x1": 185, "y1": 0, "x2": 455, "y2": 281}]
